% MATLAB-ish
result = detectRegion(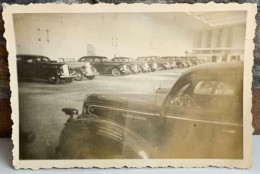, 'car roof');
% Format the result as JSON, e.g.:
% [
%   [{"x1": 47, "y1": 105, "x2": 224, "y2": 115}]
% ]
[
  {"x1": 80, "y1": 56, "x2": 107, "y2": 59},
  {"x1": 113, "y1": 57, "x2": 133, "y2": 59},
  {"x1": 17, "y1": 54, "x2": 49, "y2": 58},
  {"x1": 182, "y1": 62, "x2": 243, "y2": 78}
]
